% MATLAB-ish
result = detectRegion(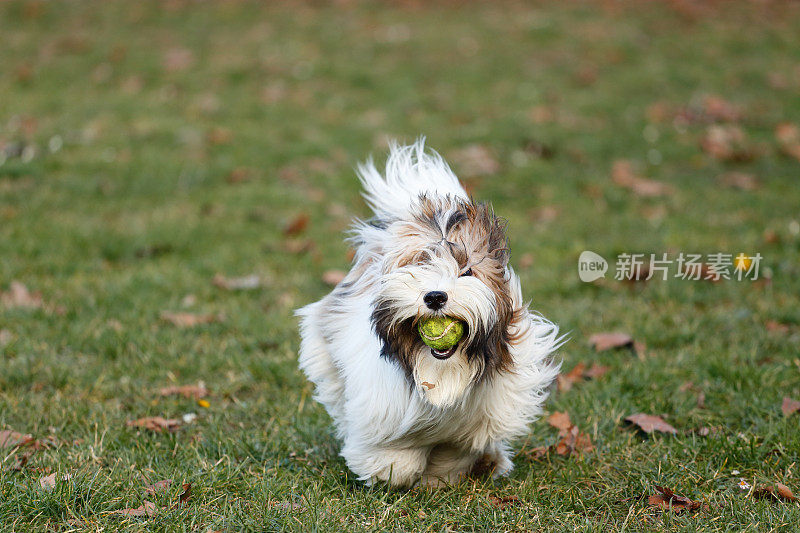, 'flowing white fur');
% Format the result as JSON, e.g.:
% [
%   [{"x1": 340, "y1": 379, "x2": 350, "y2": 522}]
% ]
[{"x1": 296, "y1": 139, "x2": 562, "y2": 487}]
